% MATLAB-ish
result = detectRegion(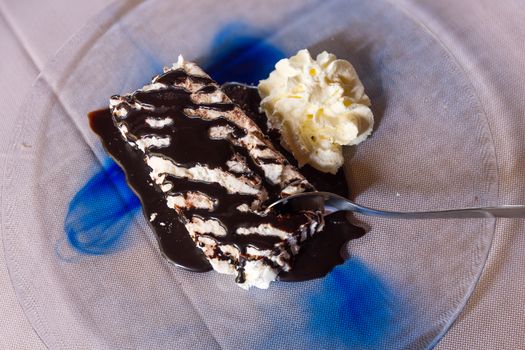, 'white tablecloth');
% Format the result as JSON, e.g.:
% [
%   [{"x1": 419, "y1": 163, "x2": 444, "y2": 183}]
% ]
[{"x1": 1, "y1": 0, "x2": 524, "y2": 348}]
